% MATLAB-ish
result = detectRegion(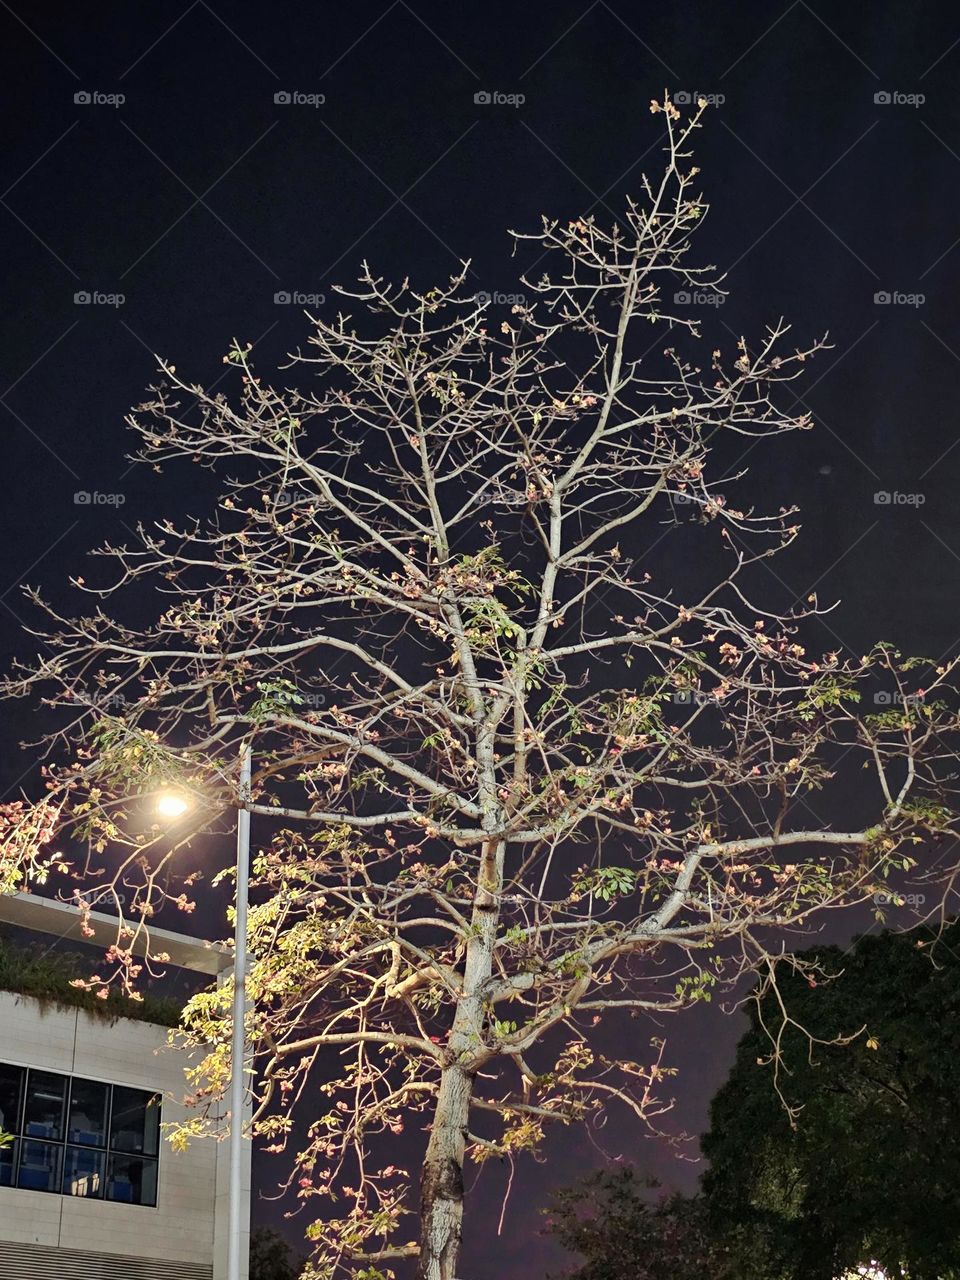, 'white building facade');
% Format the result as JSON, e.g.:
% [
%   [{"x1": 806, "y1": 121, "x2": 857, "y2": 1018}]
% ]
[{"x1": 0, "y1": 894, "x2": 250, "y2": 1280}]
